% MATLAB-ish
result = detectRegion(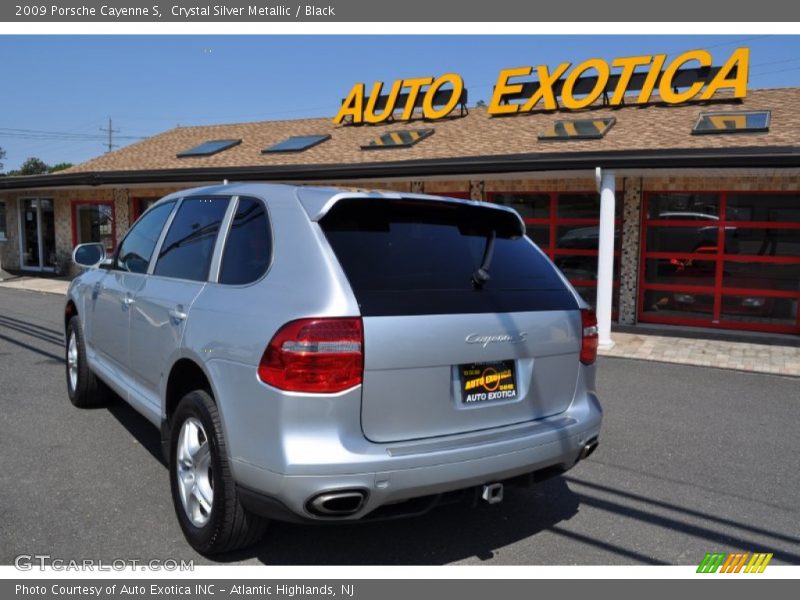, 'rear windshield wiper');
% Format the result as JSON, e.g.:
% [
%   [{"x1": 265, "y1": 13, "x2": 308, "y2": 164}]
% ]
[{"x1": 472, "y1": 229, "x2": 496, "y2": 289}]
